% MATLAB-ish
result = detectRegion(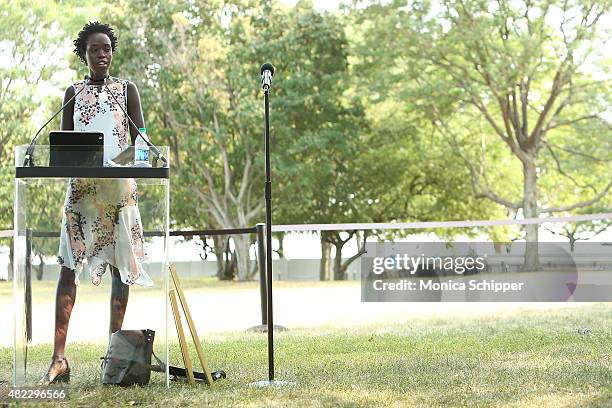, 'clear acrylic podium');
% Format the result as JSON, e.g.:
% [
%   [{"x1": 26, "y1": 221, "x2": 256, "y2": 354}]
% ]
[{"x1": 13, "y1": 145, "x2": 170, "y2": 387}]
